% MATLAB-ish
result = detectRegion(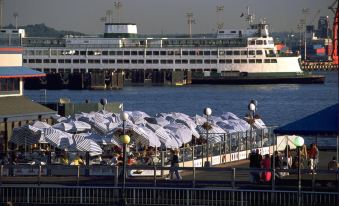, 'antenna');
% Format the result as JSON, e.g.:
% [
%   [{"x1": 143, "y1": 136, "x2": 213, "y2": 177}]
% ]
[
  {"x1": 244, "y1": 6, "x2": 255, "y2": 25},
  {"x1": 114, "y1": 1, "x2": 122, "y2": 23},
  {"x1": 13, "y1": 12, "x2": 18, "y2": 29},
  {"x1": 216, "y1": 5, "x2": 224, "y2": 29},
  {"x1": 186, "y1": 12, "x2": 195, "y2": 38},
  {"x1": 302, "y1": 8, "x2": 309, "y2": 61},
  {"x1": 0, "y1": 0, "x2": 3, "y2": 29}
]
